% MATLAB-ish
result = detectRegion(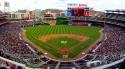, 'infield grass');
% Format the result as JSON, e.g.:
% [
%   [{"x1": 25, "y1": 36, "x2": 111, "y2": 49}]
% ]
[{"x1": 47, "y1": 37, "x2": 80, "y2": 48}]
